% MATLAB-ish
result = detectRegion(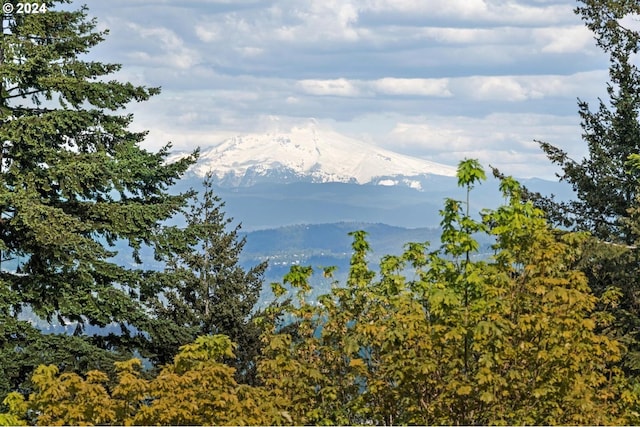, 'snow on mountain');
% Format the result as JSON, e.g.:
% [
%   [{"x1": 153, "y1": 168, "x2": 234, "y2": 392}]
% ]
[{"x1": 171, "y1": 122, "x2": 457, "y2": 187}]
